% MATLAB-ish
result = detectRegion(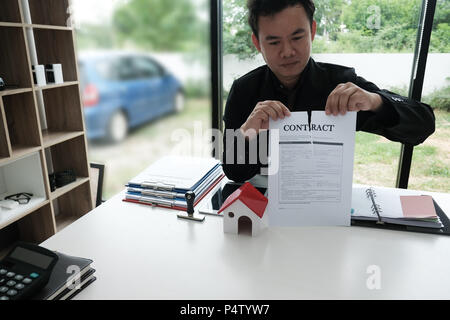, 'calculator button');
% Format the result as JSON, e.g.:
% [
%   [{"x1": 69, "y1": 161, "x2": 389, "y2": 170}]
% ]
[
  {"x1": 6, "y1": 281, "x2": 16, "y2": 287},
  {"x1": 30, "y1": 273, "x2": 39, "y2": 279},
  {"x1": 14, "y1": 275, "x2": 24, "y2": 281},
  {"x1": 22, "y1": 278, "x2": 32, "y2": 284},
  {"x1": 0, "y1": 278, "x2": 5, "y2": 285},
  {"x1": 6, "y1": 272, "x2": 15, "y2": 278},
  {"x1": 15, "y1": 283, "x2": 25, "y2": 290},
  {"x1": 0, "y1": 269, "x2": 7, "y2": 275},
  {"x1": 6, "y1": 289, "x2": 17, "y2": 296},
  {"x1": 0, "y1": 286, "x2": 8, "y2": 293},
  {"x1": 0, "y1": 296, "x2": 9, "y2": 300}
]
